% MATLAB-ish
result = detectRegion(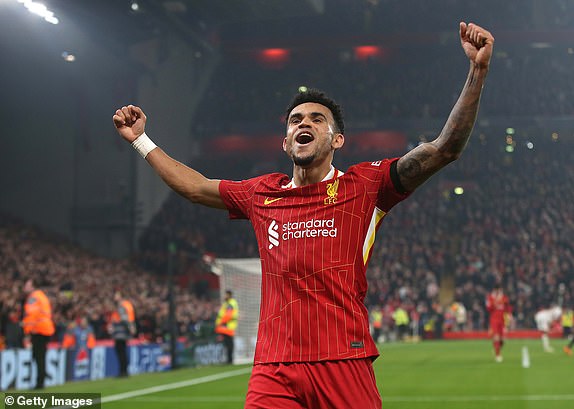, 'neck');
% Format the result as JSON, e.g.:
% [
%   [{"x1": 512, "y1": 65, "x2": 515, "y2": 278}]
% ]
[{"x1": 292, "y1": 161, "x2": 334, "y2": 187}]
